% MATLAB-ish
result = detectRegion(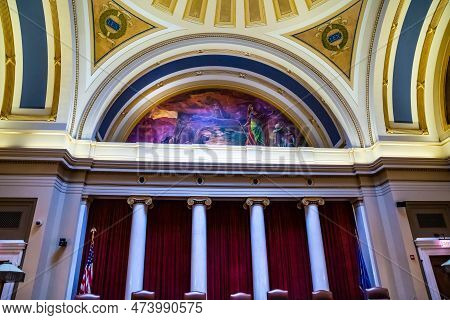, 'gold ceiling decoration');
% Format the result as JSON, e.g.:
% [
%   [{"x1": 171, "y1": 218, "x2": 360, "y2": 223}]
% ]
[
  {"x1": 273, "y1": 0, "x2": 298, "y2": 21},
  {"x1": 286, "y1": 0, "x2": 365, "y2": 82},
  {"x1": 151, "y1": 0, "x2": 328, "y2": 27},
  {"x1": 0, "y1": 0, "x2": 15, "y2": 120},
  {"x1": 305, "y1": 0, "x2": 326, "y2": 10},
  {"x1": 215, "y1": 0, "x2": 235, "y2": 27},
  {"x1": 91, "y1": 0, "x2": 163, "y2": 67},
  {"x1": 152, "y1": 0, "x2": 177, "y2": 14},
  {"x1": 184, "y1": 0, "x2": 208, "y2": 24},
  {"x1": 244, "y1": 0, "x2": 266, "y2": 27}
]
